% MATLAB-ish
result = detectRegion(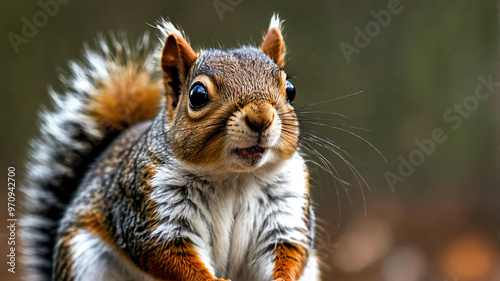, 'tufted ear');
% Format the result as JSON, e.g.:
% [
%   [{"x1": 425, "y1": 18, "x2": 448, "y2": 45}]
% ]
[
  {"x1": 261, "y1": 15, "x2": 286, "y2": 68},
  {"x1": 161, "y1": 33, "x2": 197, "y2": 116}
]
